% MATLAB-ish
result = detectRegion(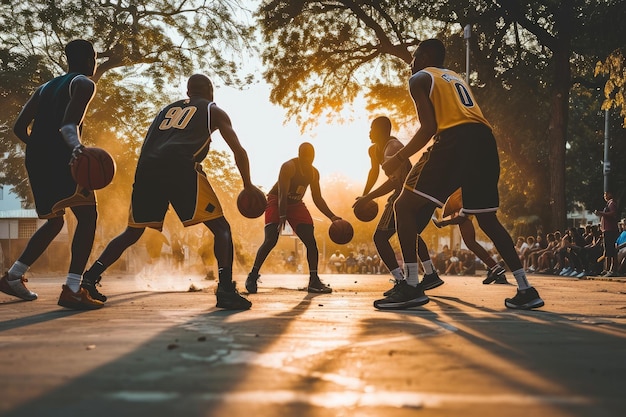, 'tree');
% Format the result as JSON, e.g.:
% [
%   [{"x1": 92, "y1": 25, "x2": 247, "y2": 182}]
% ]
[
  {"x1": 0, "y1": 0, "x2": 255, "y2": 203},
  {"x1": 0, "y1": 1, "x2": 263, "y2": 262},
  {"x1": 256, "y1": 0, "x2": 626, "y2": 231}
]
